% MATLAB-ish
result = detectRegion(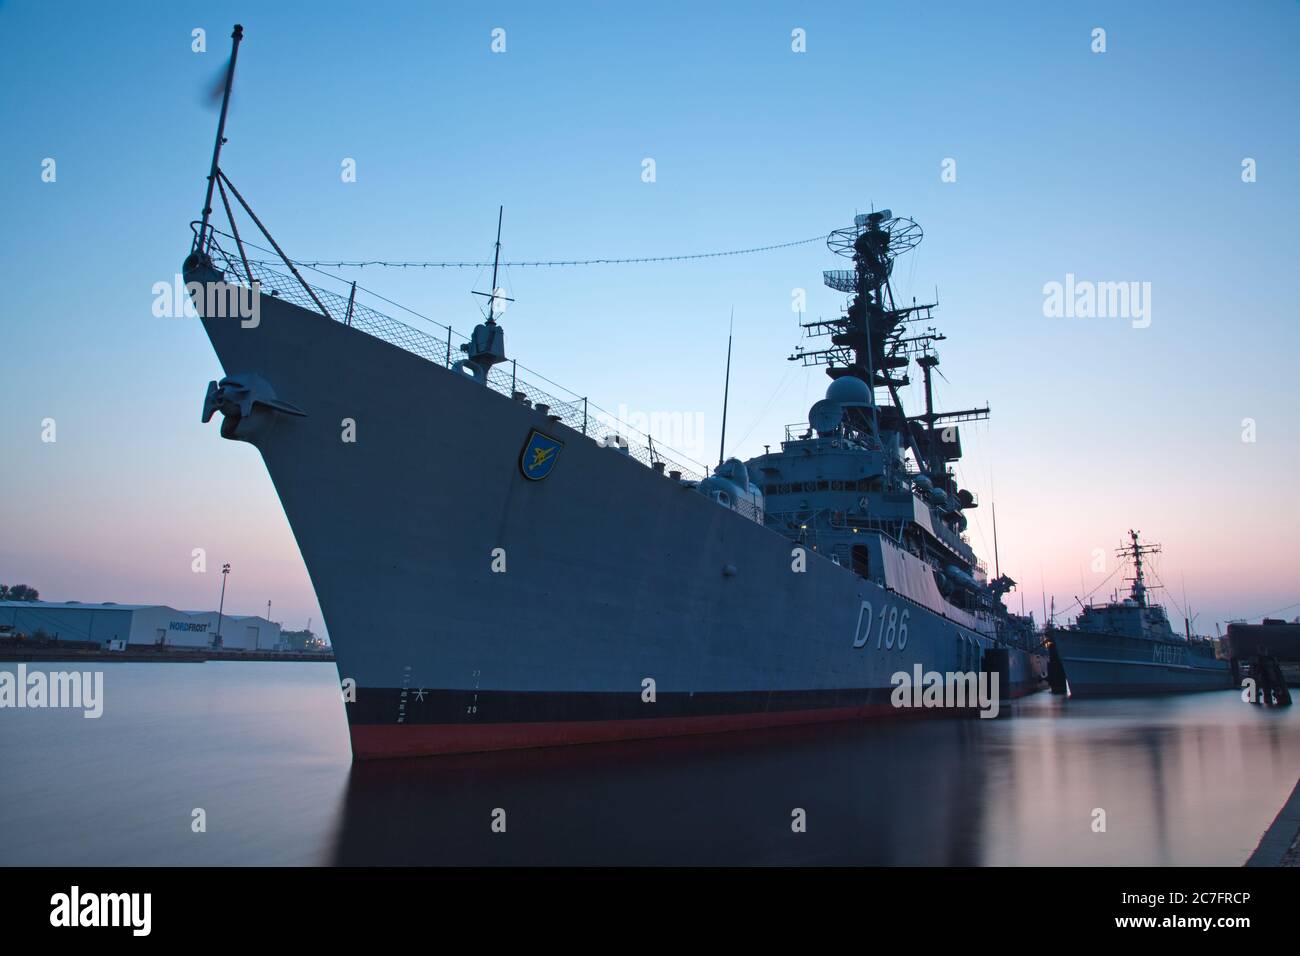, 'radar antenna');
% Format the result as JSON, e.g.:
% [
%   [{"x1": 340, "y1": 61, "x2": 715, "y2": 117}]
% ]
[
  {"x1": 787, "y1": 208, "x2": 989, "y2": 483},
  {"x1": 1119, "y1": 530, "x2": 1162, "y2": 607},
  {"x1": 788, "y1": 210, "x2": 928, "y2": 449}
]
